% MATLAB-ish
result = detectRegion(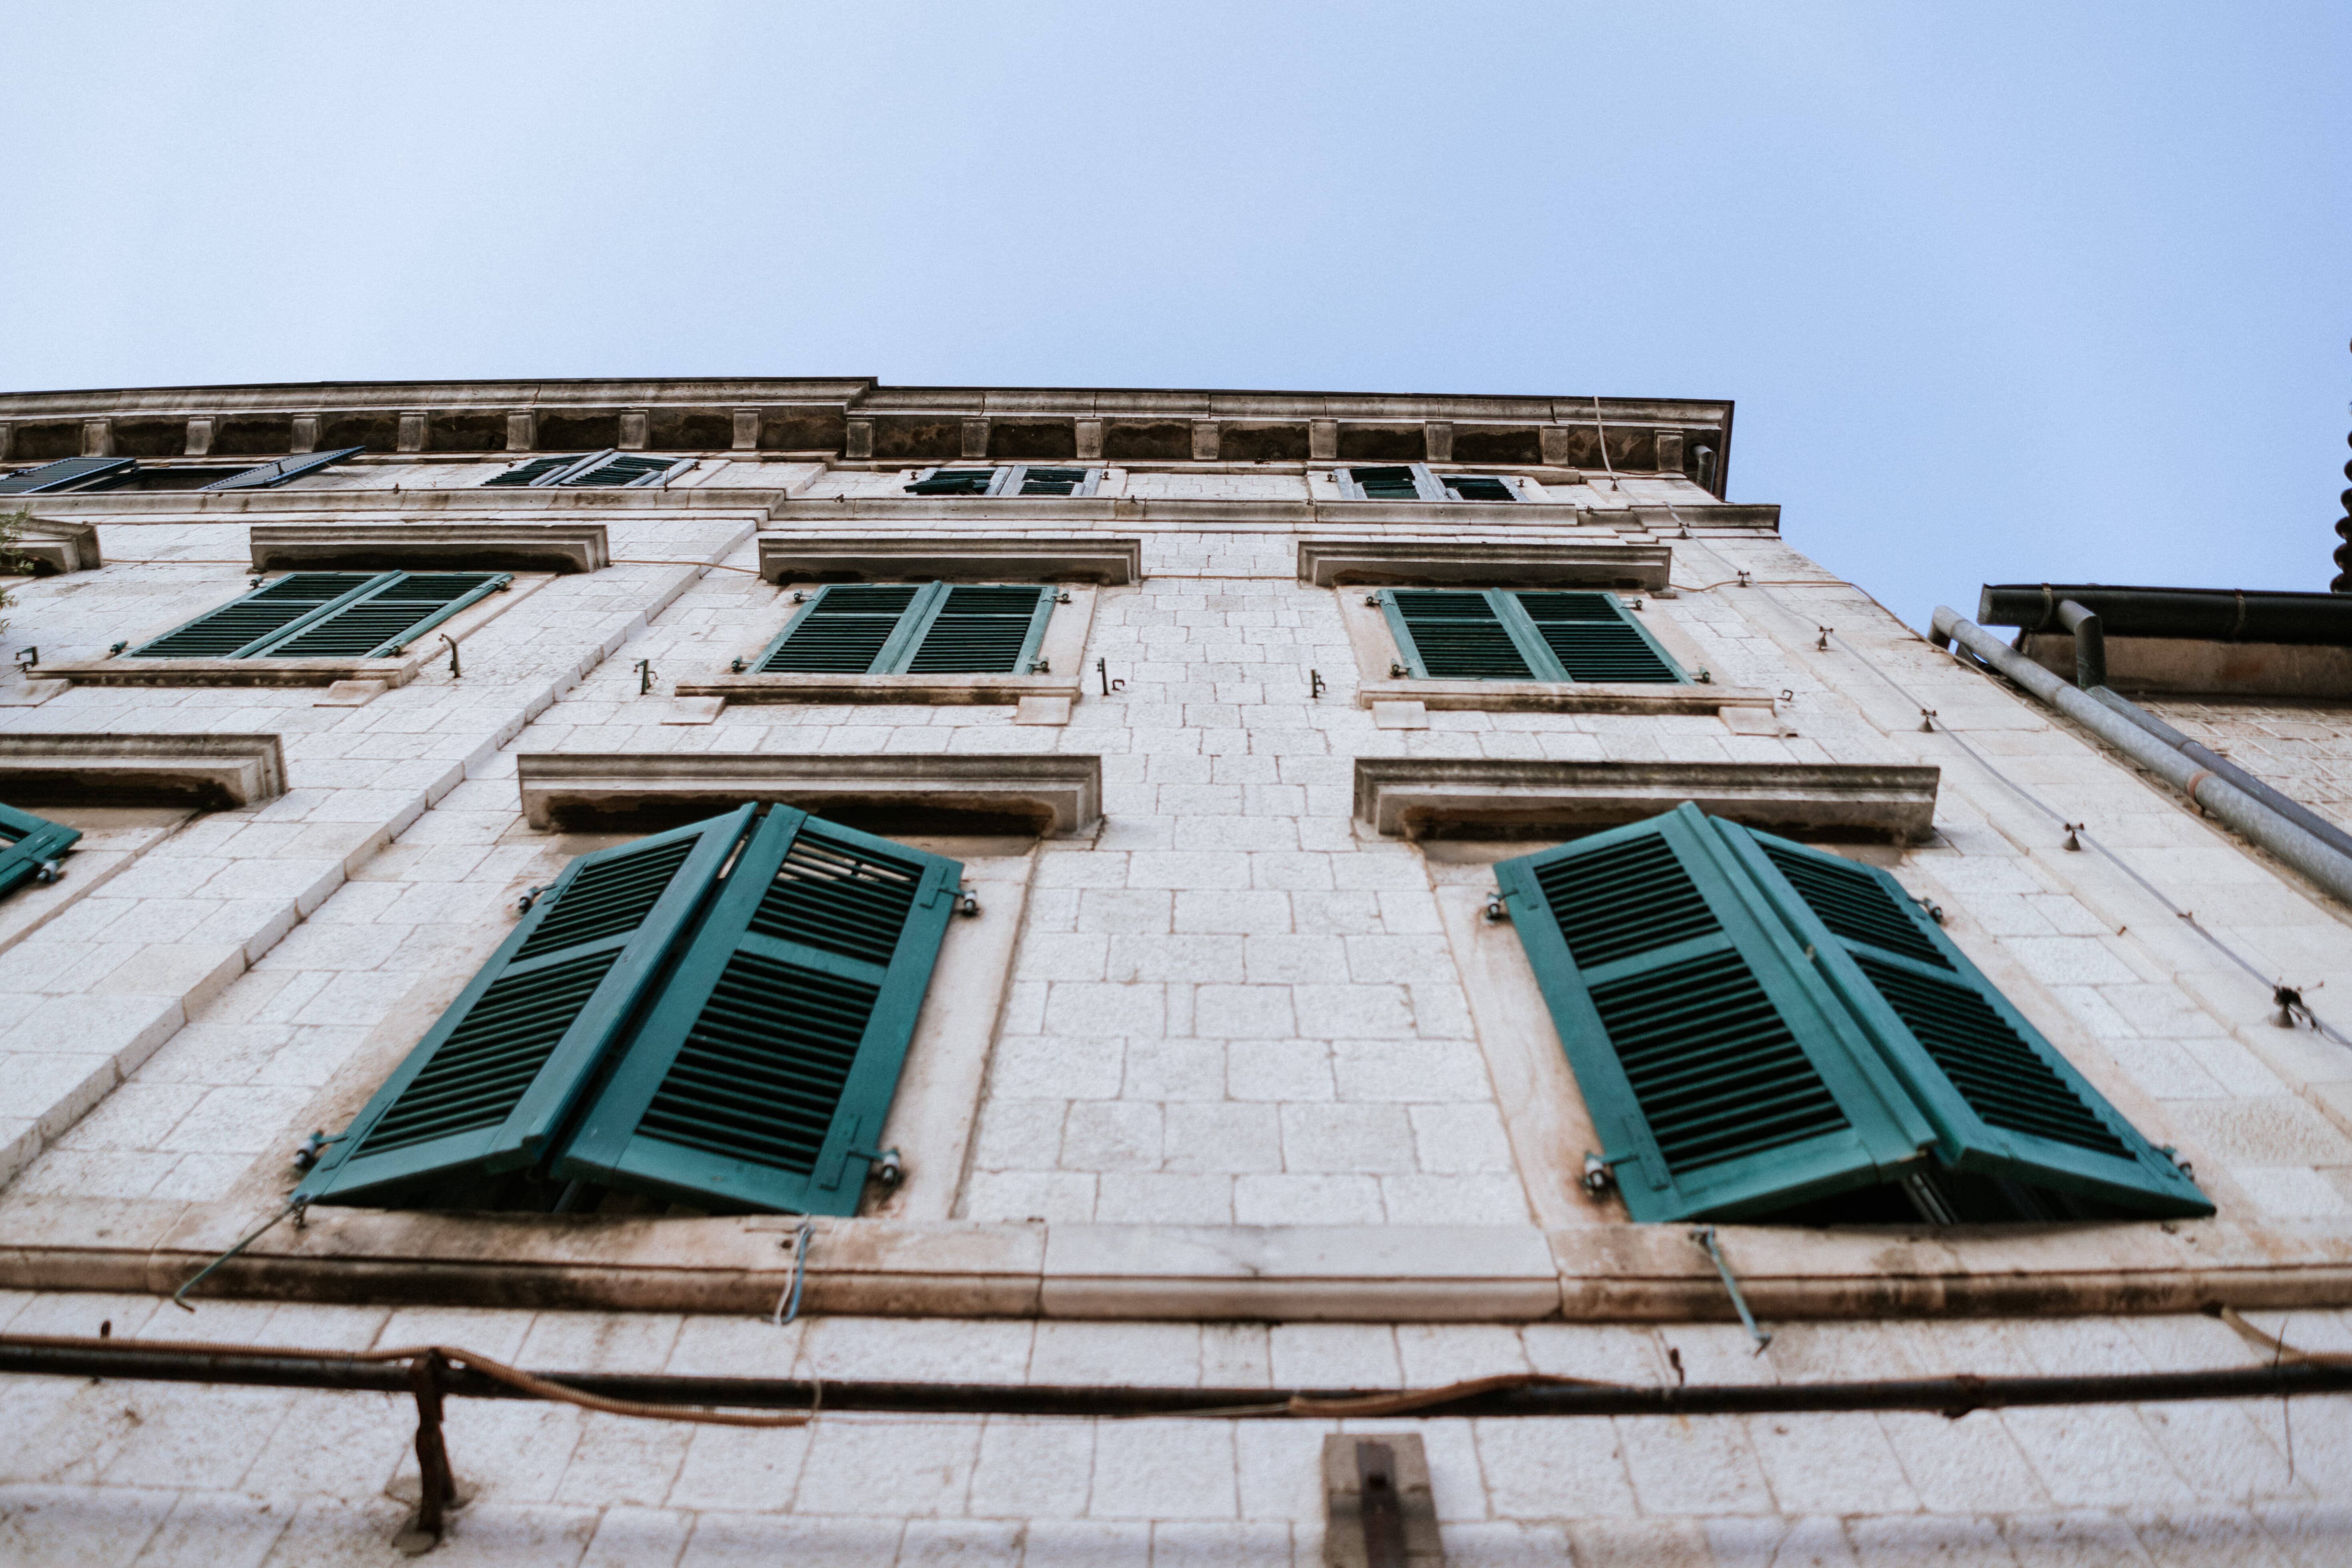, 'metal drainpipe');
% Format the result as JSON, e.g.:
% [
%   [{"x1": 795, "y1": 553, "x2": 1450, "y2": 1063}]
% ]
[
  {"x1": 2041, "y1": 597, "x2": 2352, "y2": 863},
  {"x1": 1931, "y1": 606, "x2": 2352, "y2": 908}
]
